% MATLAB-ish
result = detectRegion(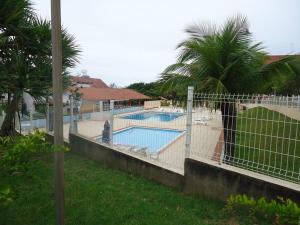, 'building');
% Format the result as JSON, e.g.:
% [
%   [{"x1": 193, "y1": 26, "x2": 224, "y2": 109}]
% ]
[{"x1": 69, "y1": 75, "x2": 150, "y2": 113}]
